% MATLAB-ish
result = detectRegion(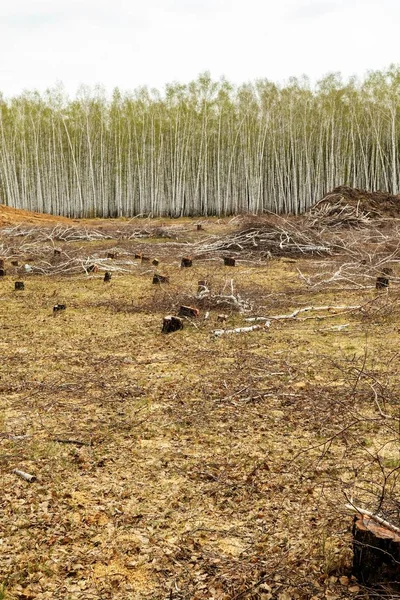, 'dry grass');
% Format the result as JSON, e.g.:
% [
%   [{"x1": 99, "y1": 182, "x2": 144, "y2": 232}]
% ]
[{"x1": 1, "y1": 216, "x2": 400, "y2": 599}]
